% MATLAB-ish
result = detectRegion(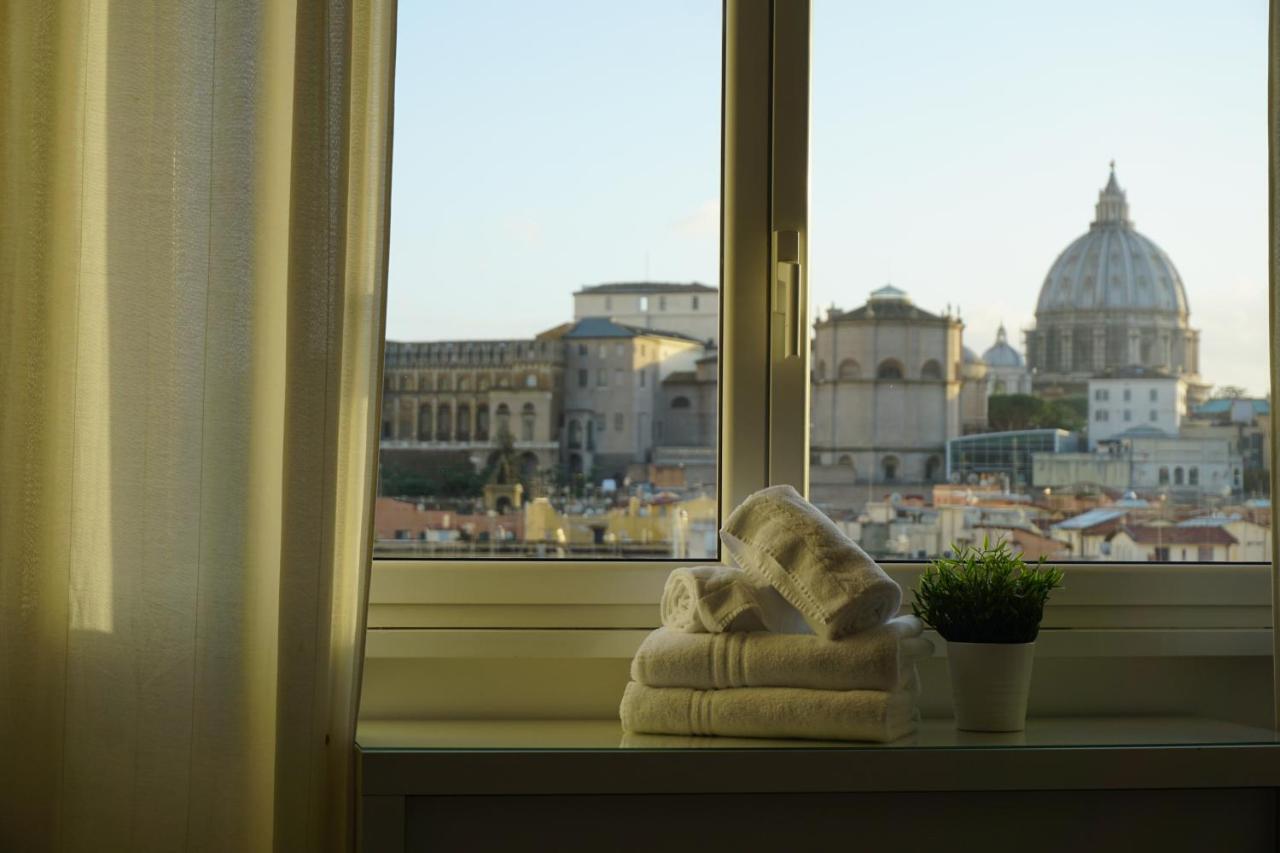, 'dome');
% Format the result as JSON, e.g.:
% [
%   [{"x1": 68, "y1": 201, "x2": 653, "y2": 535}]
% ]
[
  {"x1": 982, "y1": 323, "x2": 1023, "y2": 367},
  {"x1": 961, "y1": 346, "x2": 982, "y2": 364},
  {"x1": 1034, "y1": 165, "x2": 1189, "y2": 318}
]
